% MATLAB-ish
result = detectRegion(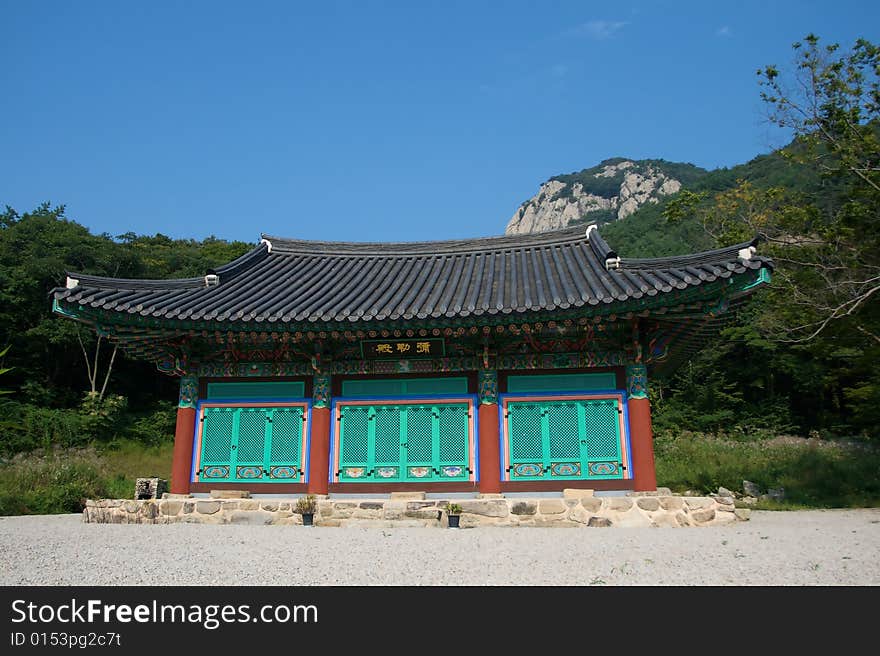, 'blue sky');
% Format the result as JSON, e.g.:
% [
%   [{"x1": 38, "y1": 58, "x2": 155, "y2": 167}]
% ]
[{"x1": 2, "y1": 1, "x2": 878, "y2": 244}]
